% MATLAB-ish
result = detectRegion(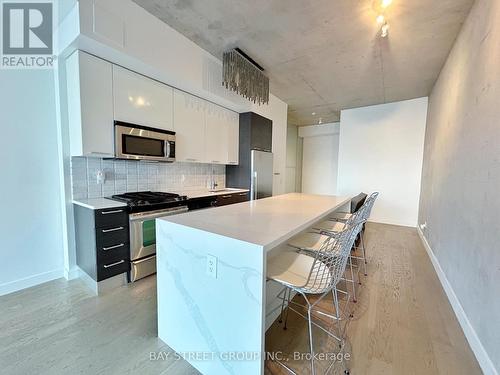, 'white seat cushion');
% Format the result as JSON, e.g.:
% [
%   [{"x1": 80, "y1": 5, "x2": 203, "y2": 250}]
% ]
[
  {"x1": 267, "y1": 250, "x2": 332, "y2": 292},
  {"x1": 288, "y1": 232, "x2": 335, "y2": 251},
  {"x1": 313, "y1": 220, "x2": 346, "y2": 233}
]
